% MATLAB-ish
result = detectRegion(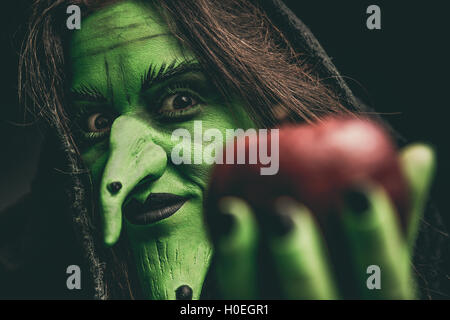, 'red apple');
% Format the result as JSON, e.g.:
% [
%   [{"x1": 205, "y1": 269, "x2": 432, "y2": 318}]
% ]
[{"x1": 206, "y1": 116, "x2": 410, "y2": 232}]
